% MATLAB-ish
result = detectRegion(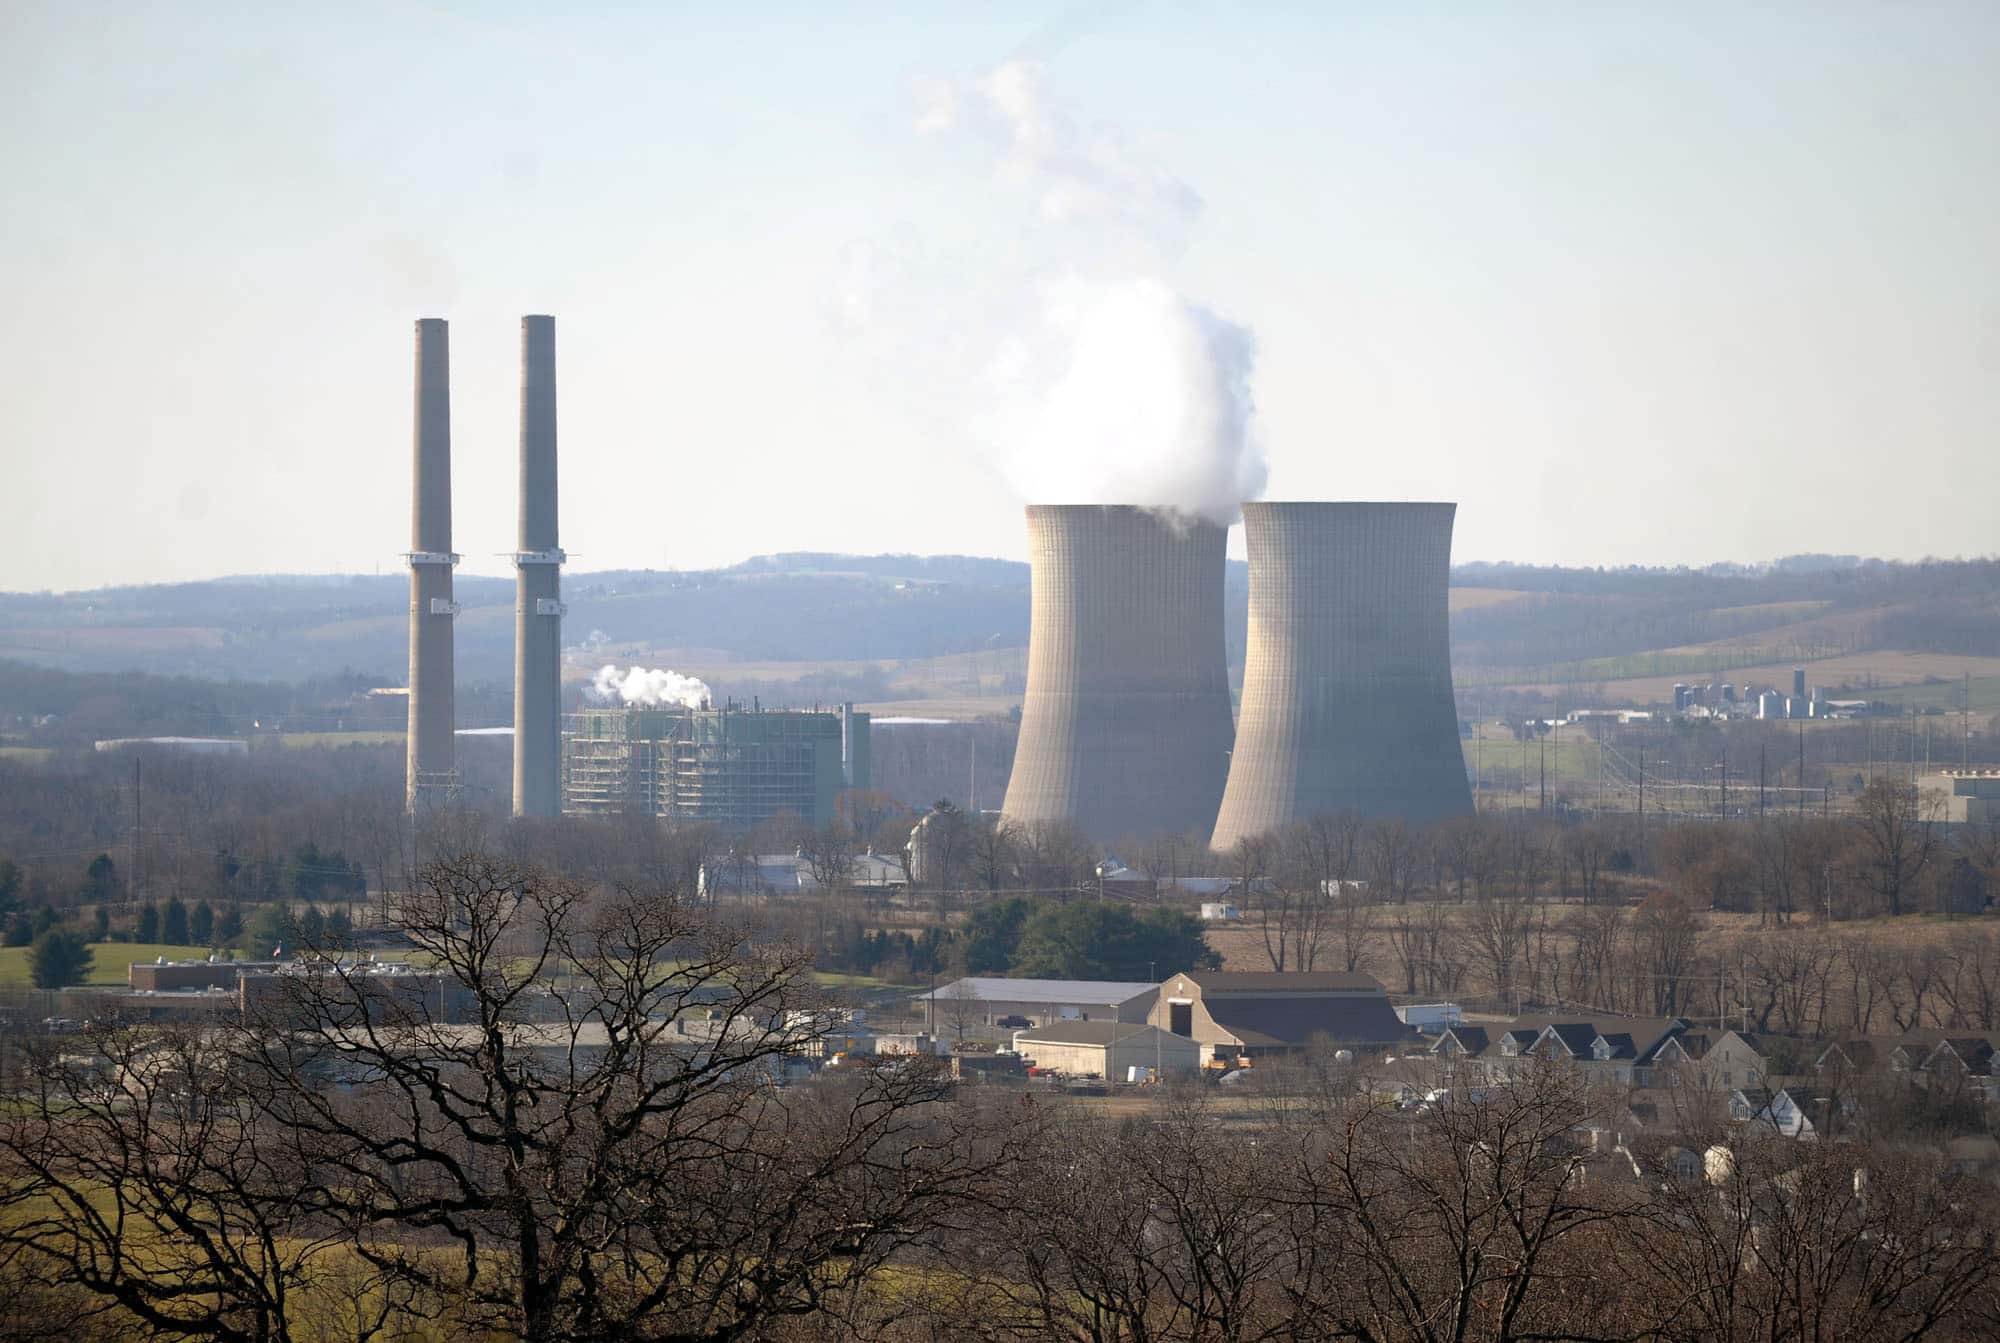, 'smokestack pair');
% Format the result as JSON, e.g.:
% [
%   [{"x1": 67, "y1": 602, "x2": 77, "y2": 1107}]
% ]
[
  {"x1": 998, "y1": 502, "x2": 1471, "y2": 847},
  {"x1": 404, "y1": 317, "x2": 564, "y2": 817}
]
